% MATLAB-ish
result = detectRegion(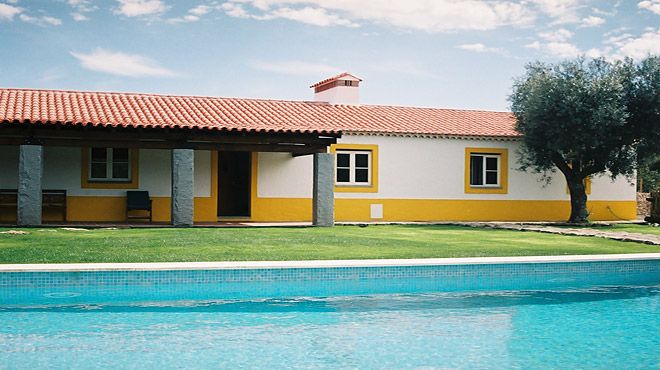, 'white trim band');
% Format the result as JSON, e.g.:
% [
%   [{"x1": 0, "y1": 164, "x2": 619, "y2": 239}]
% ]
[{"x1": 0, "y1": 253, "x2": 658, "y2": 272}]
